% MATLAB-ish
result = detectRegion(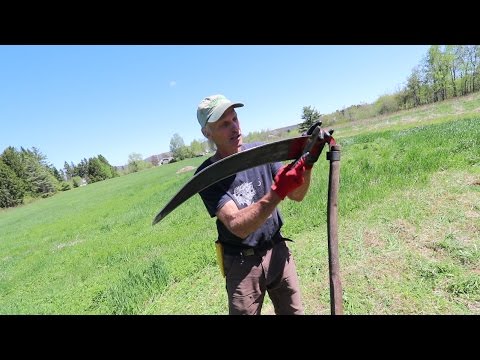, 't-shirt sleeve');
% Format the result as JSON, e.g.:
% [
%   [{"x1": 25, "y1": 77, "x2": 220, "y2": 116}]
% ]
[{"x1": 198, "y1": 179, "x2": 235, "y2": 218}]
